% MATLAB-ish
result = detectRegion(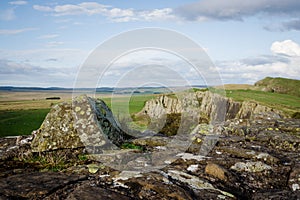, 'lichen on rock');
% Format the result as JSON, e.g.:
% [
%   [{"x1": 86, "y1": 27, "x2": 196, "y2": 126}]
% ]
[
  {"x1": 31, "y1": 95, "x2": 134, "y2": 152},
  {"x1": 137, "y1": 91, "x2": 284, "y2": 127},
  {"x1": 31, "y1": 102, "x2": 82, "y2": 152}
]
